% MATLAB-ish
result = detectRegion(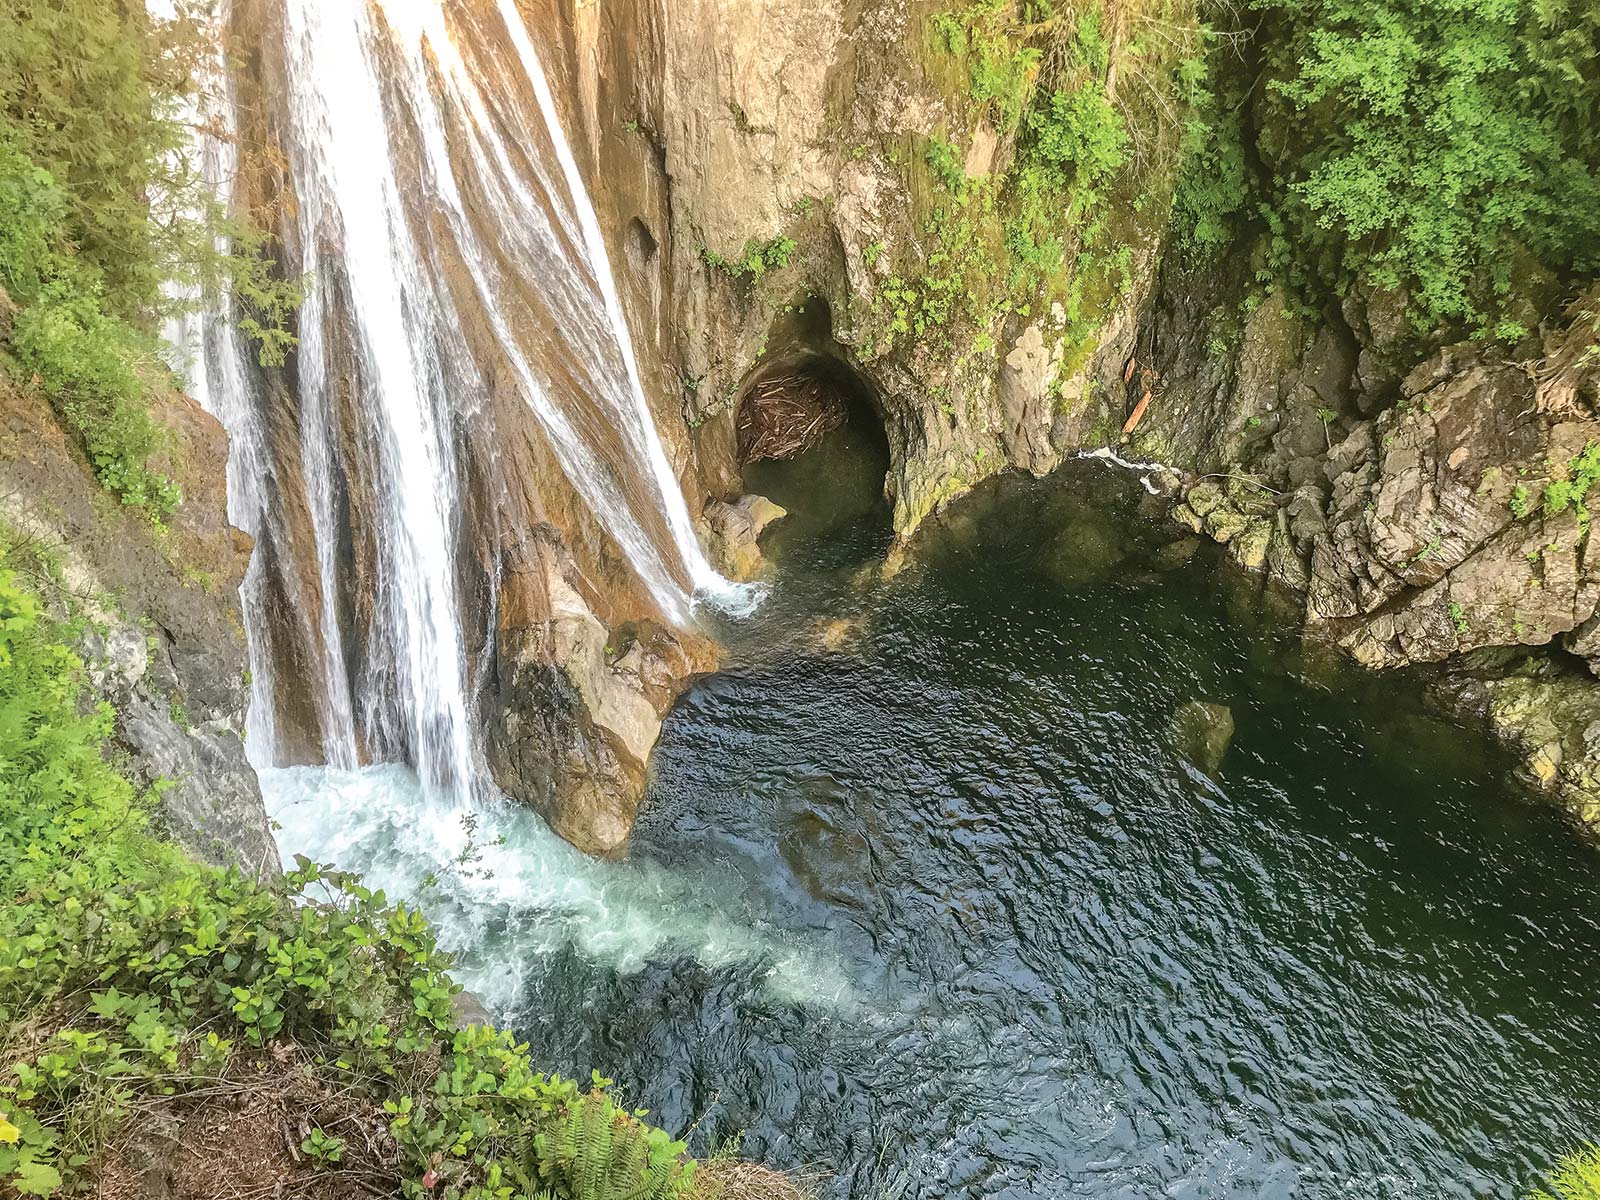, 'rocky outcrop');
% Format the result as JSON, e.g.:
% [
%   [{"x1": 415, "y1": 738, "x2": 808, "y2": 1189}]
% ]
[
  {"x1": 698, "y1": 494, "x2": 787, "y2": 582},
  {"x1": 1169, "y1": 701, "x2": 1236, "y2": 775},
  {"x1": 1316, "y1": 352, "x2": 1596, "y2": 669},
  {"x1": 1136, "y1": 282, "x2": 1600, "y2": 830},
  {"x1": 565, "y1": 0, "x2": 1187, "y2": 541},
  {"x1": 1431, "y1": 653, "x2": 1600, "y2": 832},
  {"x1": 0, "y1": 379, "x2": 279, "y2": 877},
  {"x1": 484, "y1": 530, "x2": 715, "y2": 855}
]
